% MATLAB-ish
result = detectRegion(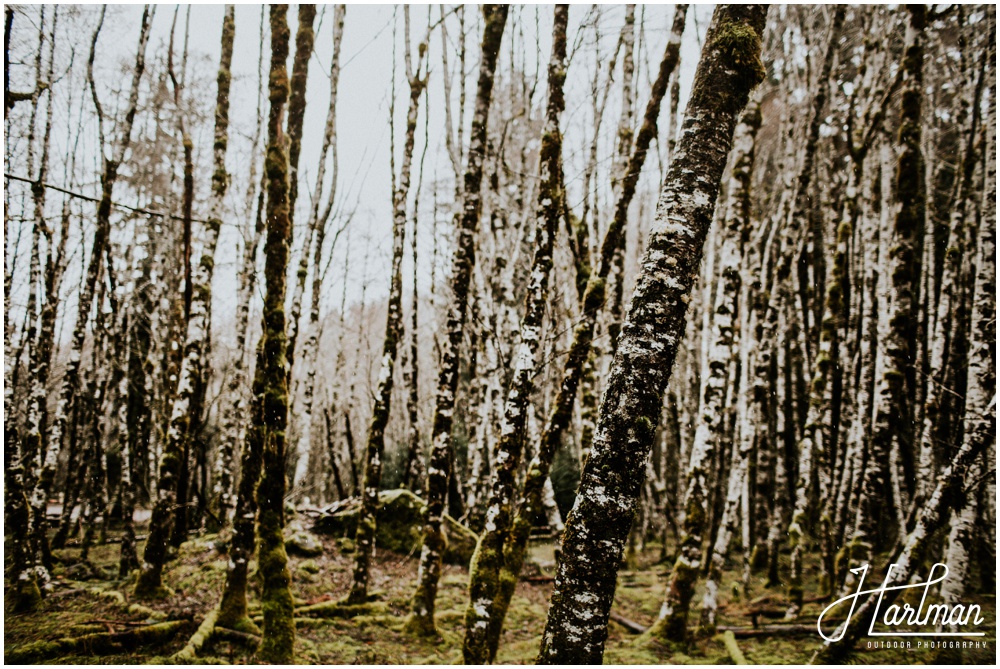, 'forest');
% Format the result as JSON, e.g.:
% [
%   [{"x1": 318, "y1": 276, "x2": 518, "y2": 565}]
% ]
[{"x1": 3, "y1": 3, "x2": 996, "y2": 665}]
